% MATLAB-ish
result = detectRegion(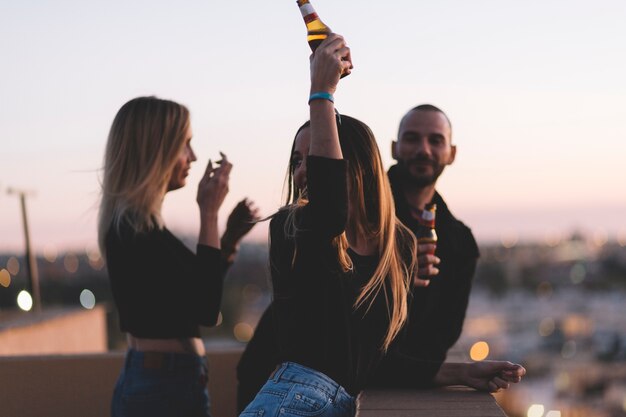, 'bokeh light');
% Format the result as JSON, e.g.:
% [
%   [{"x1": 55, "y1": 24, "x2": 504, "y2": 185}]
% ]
[
  {"x1": 545, "y1": 411, "x2": 561, "y2": 417},
  {"x1": 234, "y1": 322, "x2": 253, "y2": 342},
  {"x1": 562, "y1": 314, "x2": 593, "y2": 337},
  {"x1": 500, "y1": 231, "x2": 518, "y2": 249},
  {"x1": 86, "y1": 245, "x2": 100, "y2": 261},
  {"x1": 539, "y1": 317, "x2": 555, "y2": 337},
  {"x1": 17, "y1": 290, "x2": 33, "y2": 311},
  {"x1": 0, "y1": 269, "x2": 11, "y2": 288},
  {"x1": 561, "y1": 340, "x2": 577, "y2": 359},
  {"x1": 86, "y1": 246, "x2": 104, "y2": 270},
  {"x1": 89, "y1": 258, "x2": 104, "y2": 271},
  {"x1": 64, "y1": 253, "x2": 79, "y2": 273},
  {"x1": 43, "y1": 245, "x2": 58, "y2": 263},
  {"x1": 470, "y1": 341, "x2": 489, "y2": 361},
  {"x1": 527, "y1": 404, "x2": 544, "y2": 417},
  {"x1": 79, "y1": 289, "x2": 96, "y2": 309},
  {"x1": 6, "y1": 256, "x2": 20, "y2": 276}
]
